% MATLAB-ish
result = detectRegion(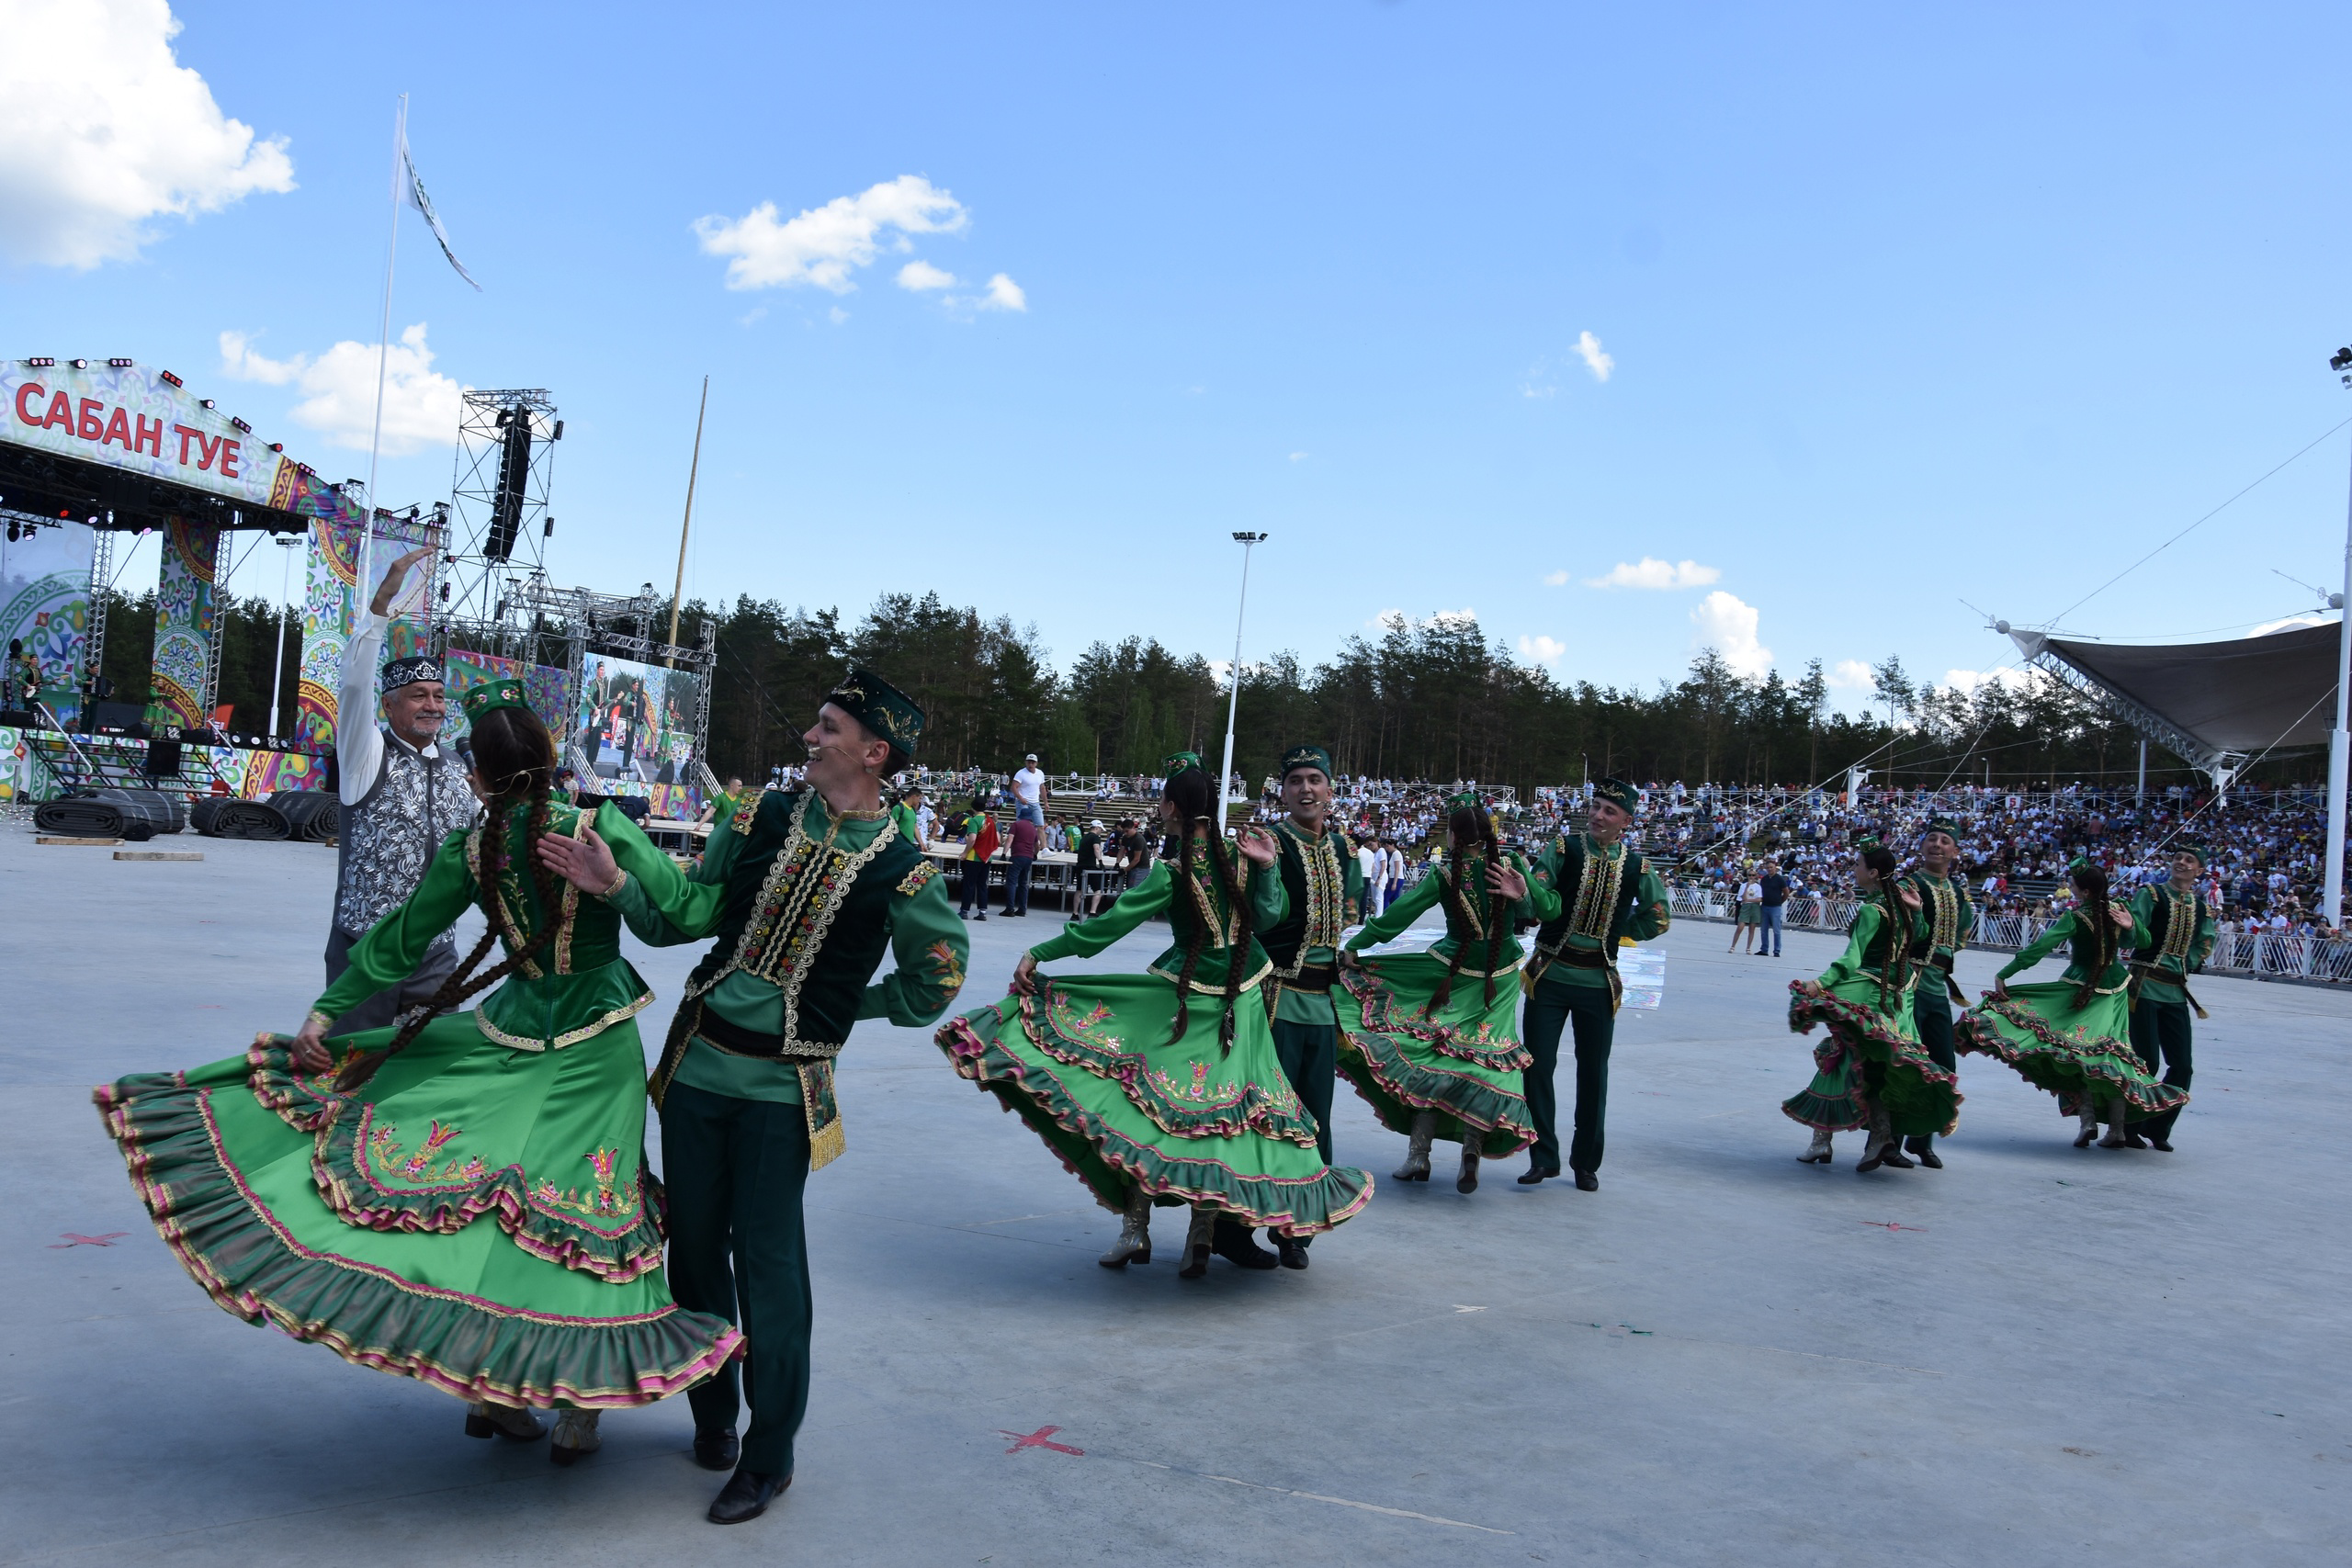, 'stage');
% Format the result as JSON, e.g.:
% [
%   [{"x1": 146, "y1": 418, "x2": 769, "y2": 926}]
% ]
[{"x1": 1, "y1": 824, "x2": 2343, "y2": 1566}]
